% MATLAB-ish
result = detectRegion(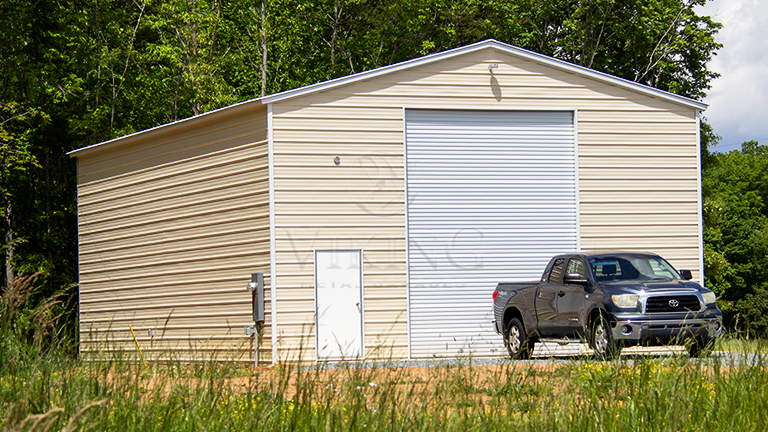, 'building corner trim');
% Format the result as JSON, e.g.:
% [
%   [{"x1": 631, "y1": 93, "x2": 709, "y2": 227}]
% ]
[
  {"x1": 267, "y1": 104, "x2": 278, "y2": 365},
  {"x1": 695, "y1": 110, "x2": 705, "y2": 285}
]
